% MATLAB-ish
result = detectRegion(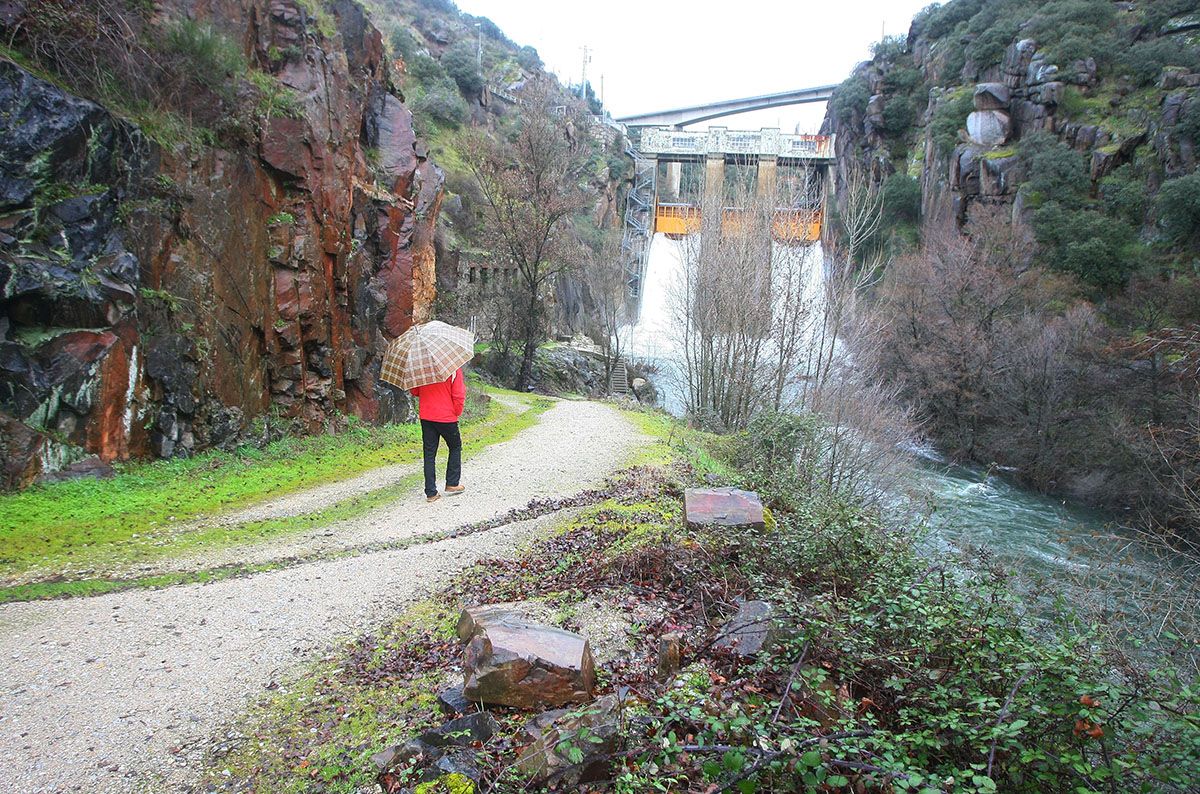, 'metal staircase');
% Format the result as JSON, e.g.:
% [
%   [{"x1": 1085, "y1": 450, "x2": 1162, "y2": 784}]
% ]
[
  {"x1": 609, "y1": 358, "x2": 631, "y2": 396},
  {"x1": 620, "y1": 146, "x2": 656, "y2": 321}
]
